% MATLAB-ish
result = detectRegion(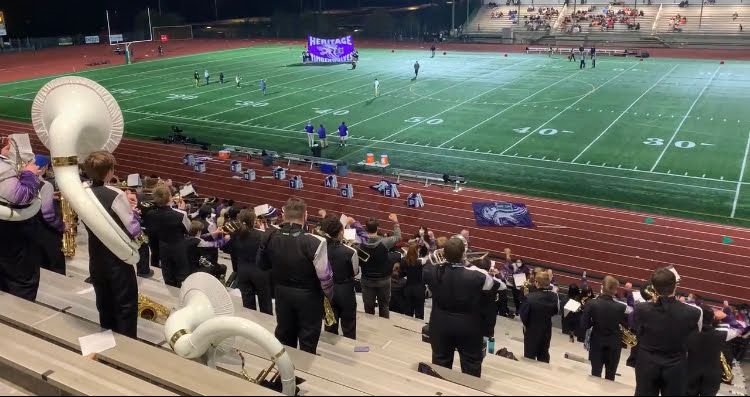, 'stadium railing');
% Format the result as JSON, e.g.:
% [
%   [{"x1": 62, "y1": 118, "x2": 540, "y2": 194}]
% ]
[{"x1": 282, "y1": 152, "x2": 339, "y2": 170}]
